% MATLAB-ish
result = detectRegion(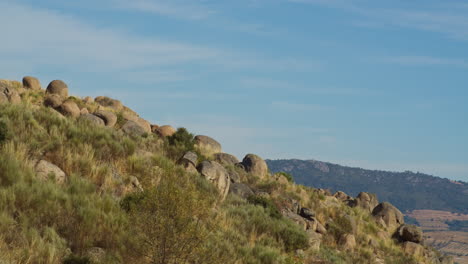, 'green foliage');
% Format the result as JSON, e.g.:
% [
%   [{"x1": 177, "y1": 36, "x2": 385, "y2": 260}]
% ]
[
  {"x1": 247, "y1": 195, "x2": 282, "y2": 219},
  {"x1": 277, "y1": 172, "x2": 294, "y2": 183},
  {"x1": 164, "y1": 127, "x2": 196, "y2": 160}
]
